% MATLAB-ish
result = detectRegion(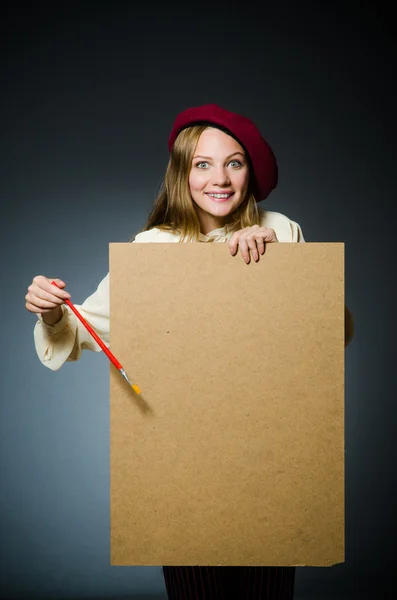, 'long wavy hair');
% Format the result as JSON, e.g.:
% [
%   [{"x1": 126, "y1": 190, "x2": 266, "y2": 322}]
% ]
[{"x1": 139, "y1": 125, "x2": 261, "y2": 241}]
